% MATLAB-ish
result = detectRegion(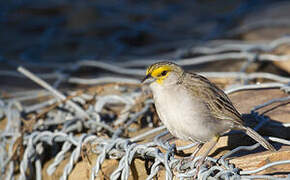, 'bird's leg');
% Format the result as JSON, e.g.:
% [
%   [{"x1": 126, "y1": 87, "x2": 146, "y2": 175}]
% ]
[
  {"x1": 180, "y1": 143, "x2": 203, "y2": 166},
  {"x1": 190, "y1": 143, "x2": 204, "y2": 160},
  {"x1": 194, "y1": 135, "x2": 220, "y2": 179}
]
